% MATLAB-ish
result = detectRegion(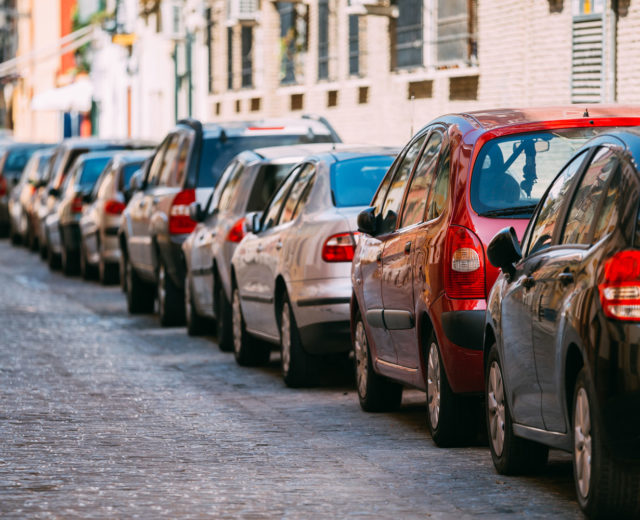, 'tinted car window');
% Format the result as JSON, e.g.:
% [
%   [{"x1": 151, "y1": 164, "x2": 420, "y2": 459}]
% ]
[
  {"x1": 246, "y1": 163, "x2": 295, "y2": 212},
  {"x1": 218, "y1": 164, "x2": 245, "y2": 211},
  {"x1": 592, "y1": 165, "x2": 622, "y2": 243},
  {"x1": 262, "y1": 166, "x2": 300, "y2": 231},
  {"x1": 77, "y1": 157, "x2": 112, "y2": 192},
  {"x1": 330, "y1": 155, "x2": 394, "y2": 208},
  {"x1": 526, "y1": 150, "x2": 586, "y2": 256},
  {"x1": 121, "y1": 162, "x2": 144, "y2": 191},
  {"x1": 379, "y1": 134, "x2": 426, "y2": 234},
  {"x1": 471, "y1": 127, "x2": 613, "y2": 217},
  {"x1": 4, "y1": 148, "x2": 39, "y2": 176},
  {"x1": 158, "y1": 135, "x2": 180, "y2": 186},
  {"x1": 279, "y1": 164, "x2": 315, "y2": 225},
  {"x1": 400, "y1": 132, "x2": 442, "y2": 227},
  {"x1": 198, "y1": 134, "x2": 333, "y2": 188},
  {"x1": 562, "y1": 147, "x2": 619, "y2": 245},
  {"x1": 147, "y1": 140, "x2": 169, "y2": 187},
  {"x1": 427, "y1": 142, "x2": 450, "y2": 220}
]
